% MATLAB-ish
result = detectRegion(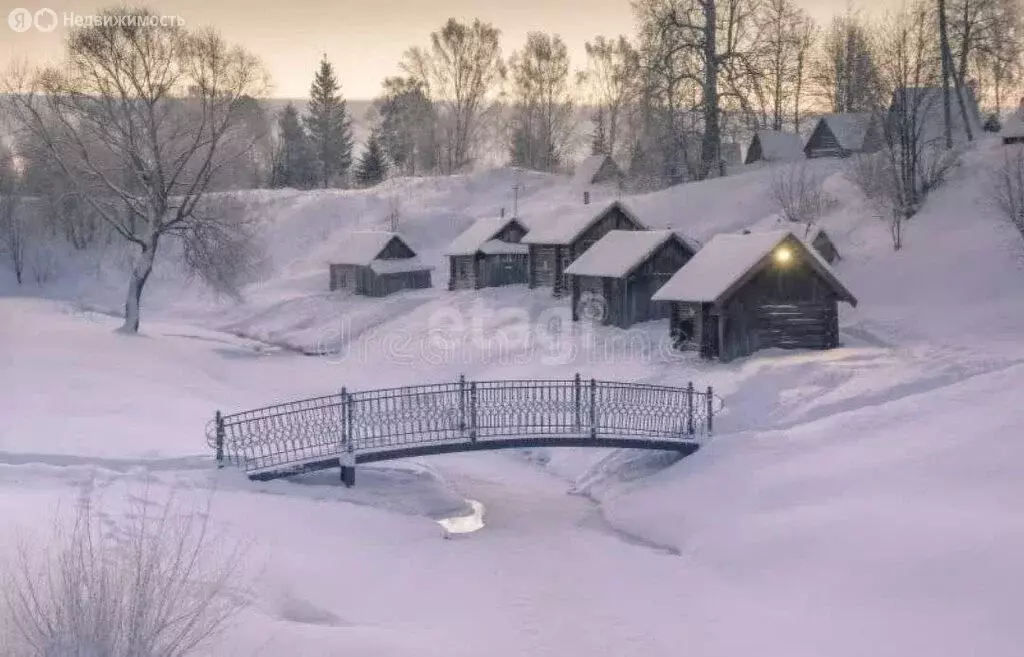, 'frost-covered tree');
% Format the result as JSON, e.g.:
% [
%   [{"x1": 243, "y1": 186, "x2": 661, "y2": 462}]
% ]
[
  {"x1": 304, "y1": 57, "x2": 354, "y2": 188},
  {"x1": 507, "y1": 32, "x2": 575, "y2": 172},
  {"x1": 4, "y1": 6, "x2": 268, "y2": 332},
  {"x1": 0, "y1": 144, "x2": 26, "y2": 284},
  {"x1": 578, "y1": 35, "x2": 640, "y2": 161},
  {"x1": 812, "y1": 13, "x2": 884, "y2": 114},
  {"x1": 402, "y1": 18, "x2": 506, "y2": 173},
  {"x1": 271, "y1": 102, "x2": 316, "y2": 189},
  {"x1": 590, "y1": 107, "x2": 609, "y2": 156},
  {"x1": 375, "y1": 76, "x2": 437, "y2": 175},
  {"x1": 356, "y1": 128, "x2": 389, "y2": 187}
]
